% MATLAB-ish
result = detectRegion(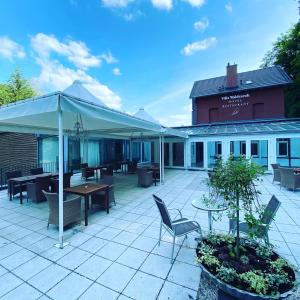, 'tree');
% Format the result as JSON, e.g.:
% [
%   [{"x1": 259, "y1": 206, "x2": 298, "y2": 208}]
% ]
[
  {"x1": 0, "y1": 68, "x2": 36, "y2": 105},
  {"x1": 208, "y1": 156, "x2": 265, "y2": 257},
  {"x1": 261, "y1": 22, "x2": 300, "y2": 118}
]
